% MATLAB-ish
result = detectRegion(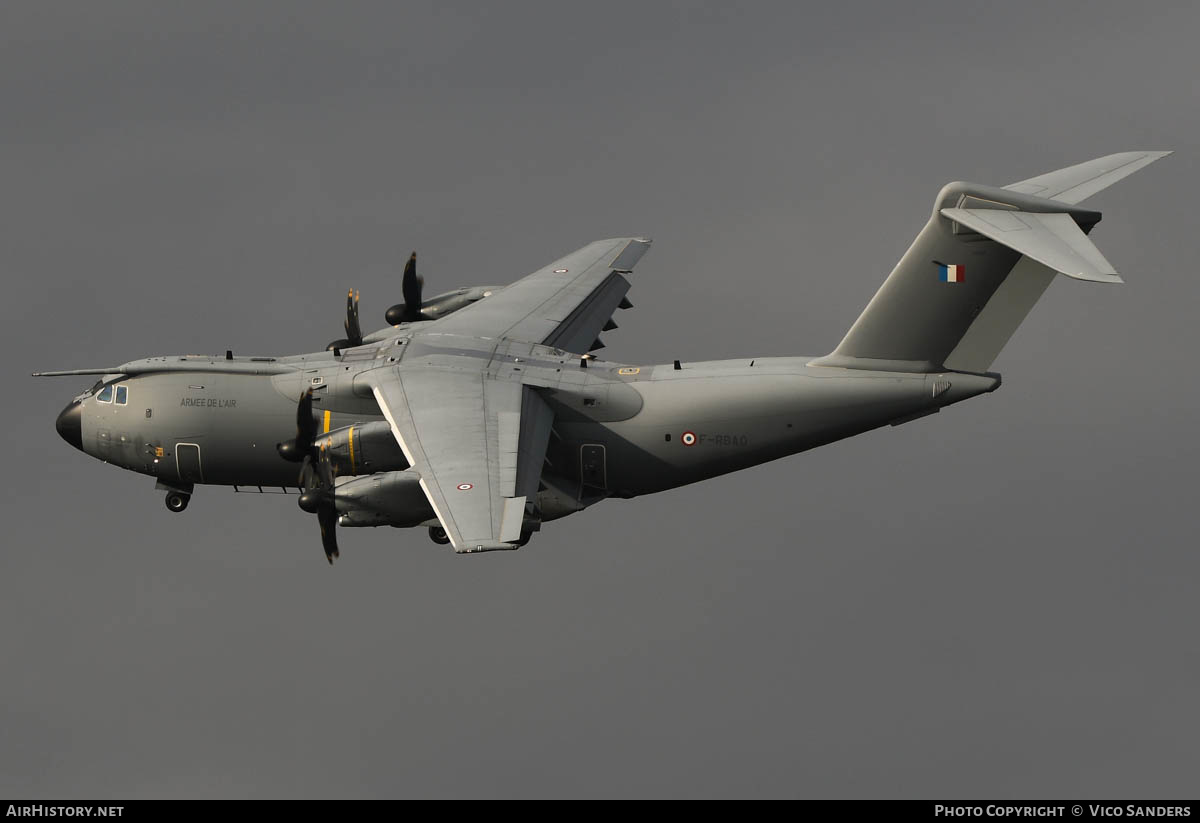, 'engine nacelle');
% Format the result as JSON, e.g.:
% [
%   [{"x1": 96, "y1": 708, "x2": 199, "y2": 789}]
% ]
[
  {"x1": 334, "y1": 469, "x2": 434, "y2": 528},
  {"x1": 318, "y1": 421, "x2": 408, "y2": 476},
  {"x1": 385, "y1": 285, "x2": 500, "y2": 325}
]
